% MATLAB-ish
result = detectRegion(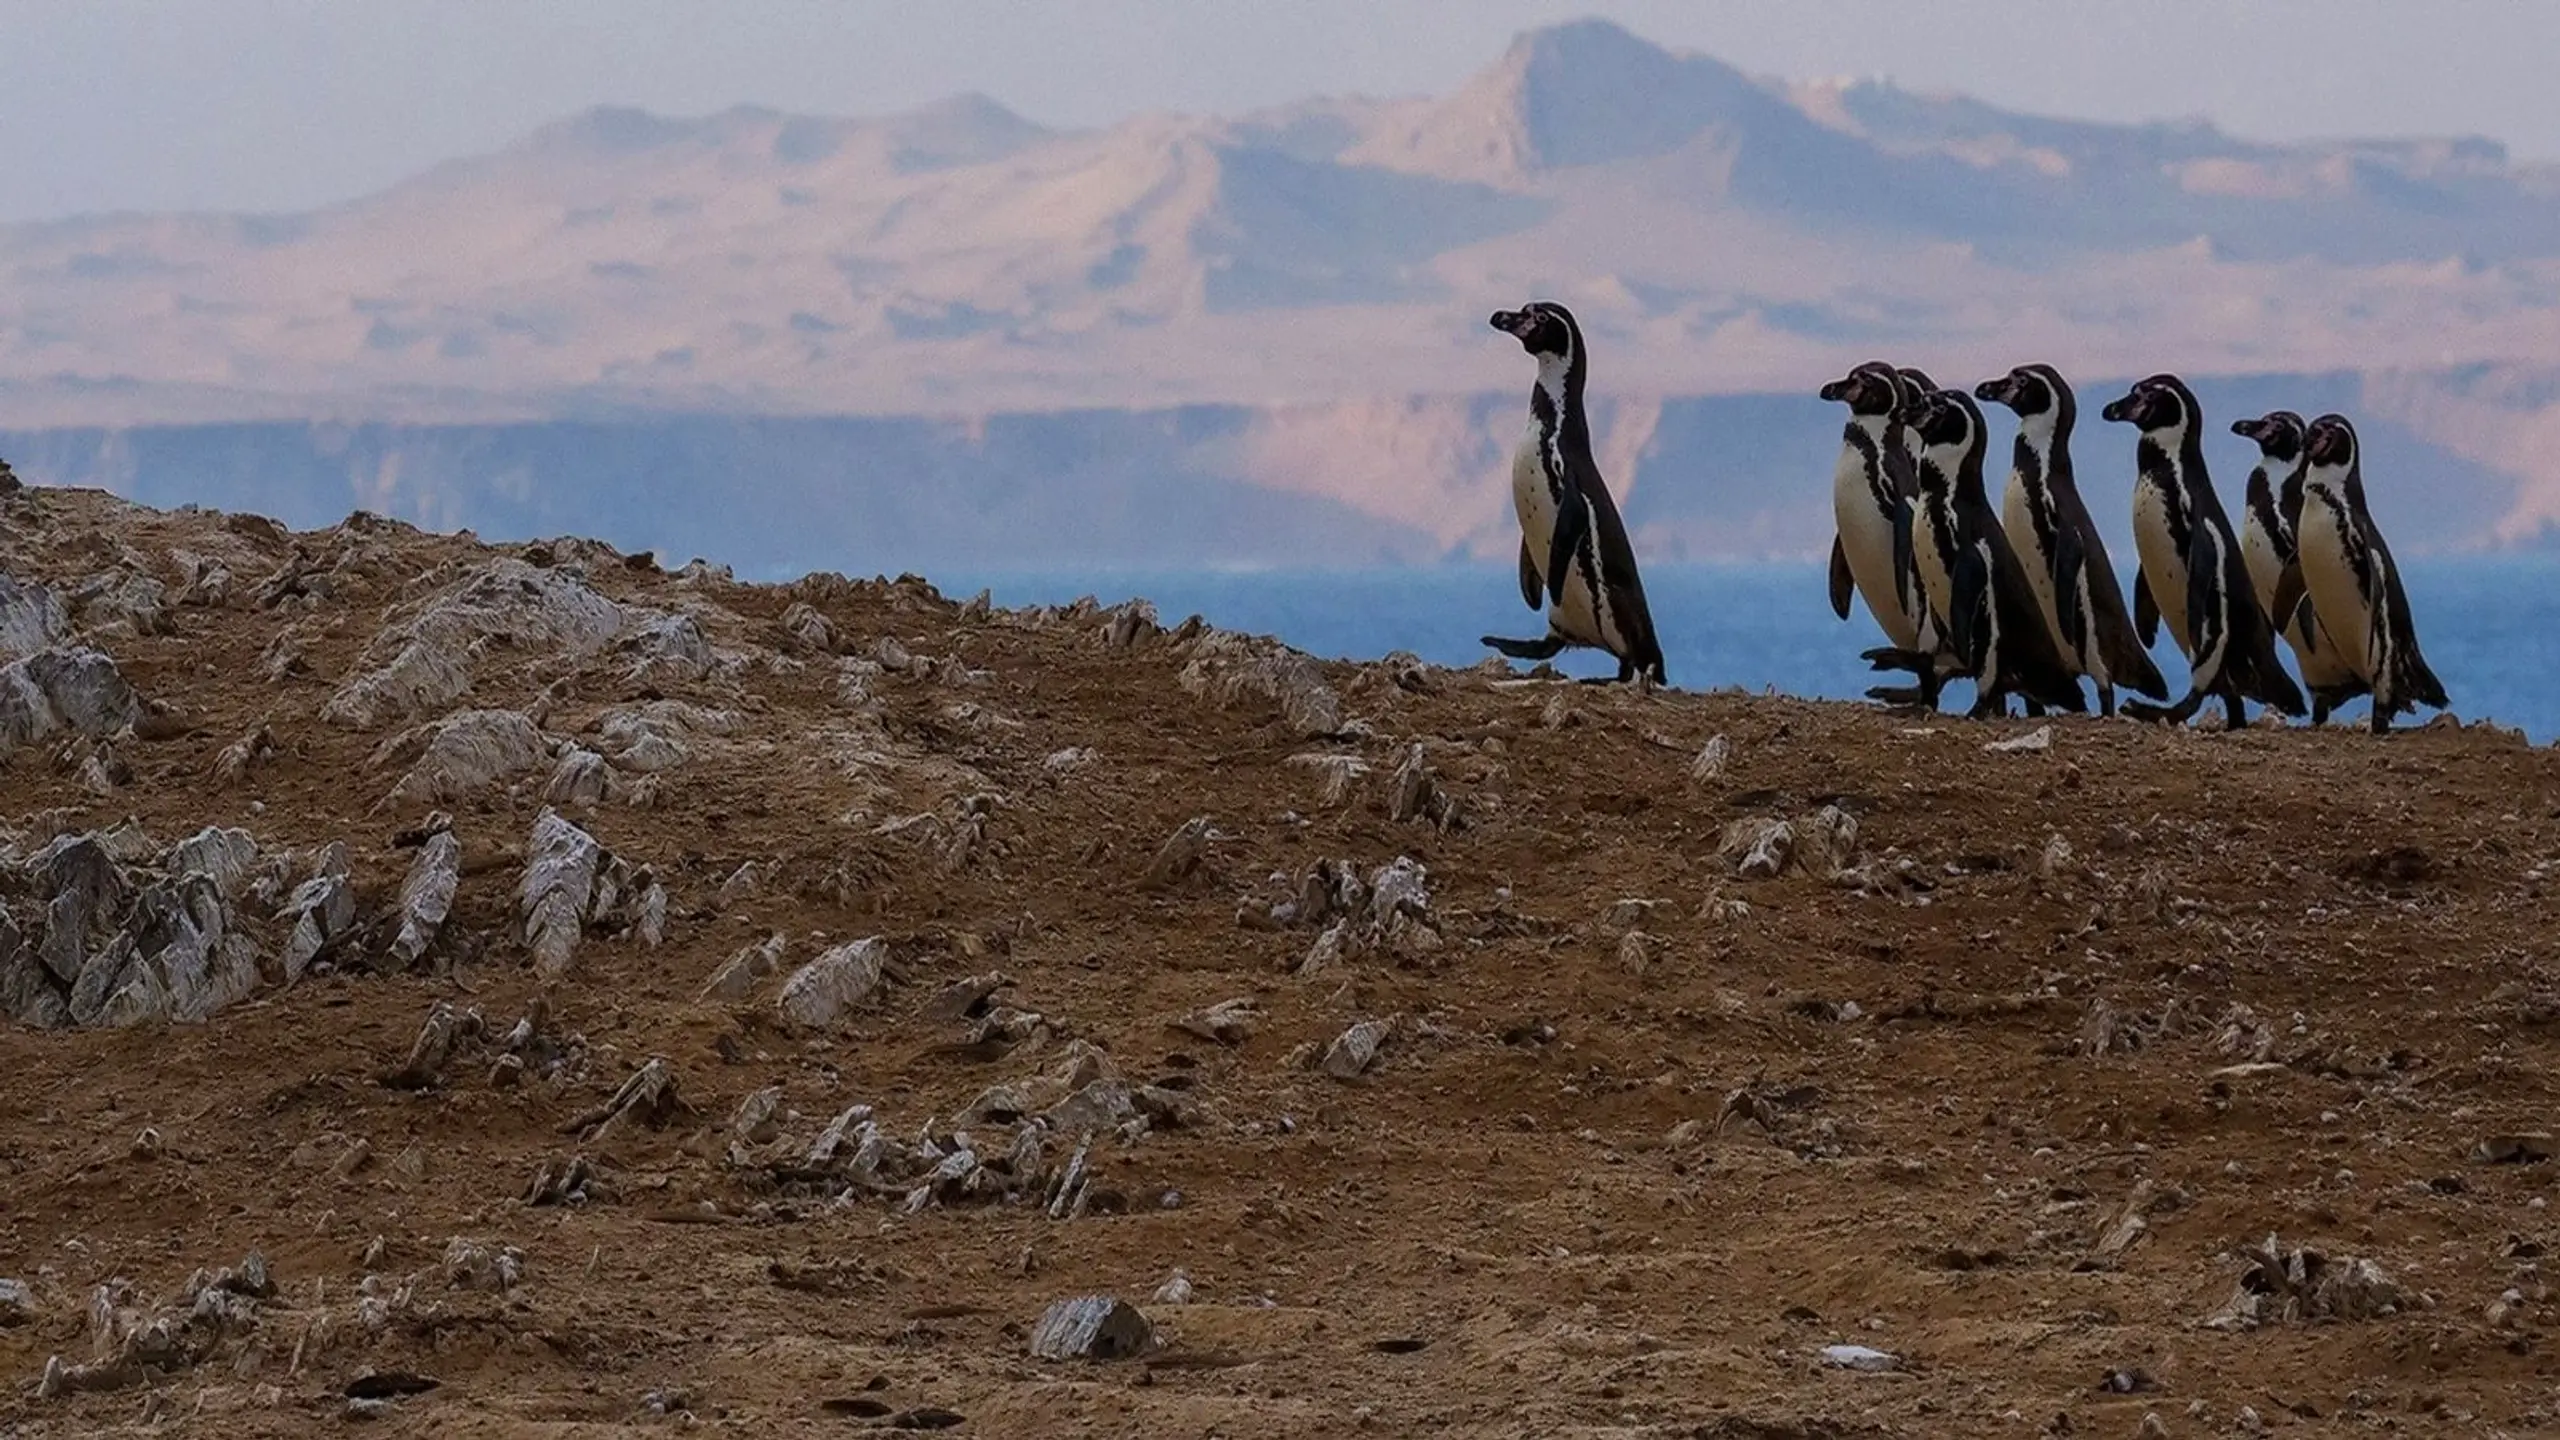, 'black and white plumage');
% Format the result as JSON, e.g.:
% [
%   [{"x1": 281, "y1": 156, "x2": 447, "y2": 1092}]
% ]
[
  {"x1": 1820, "y1": 360, "x2": 1956, "y2": 708},
  {"x1": 1973, "y1": 364, "x2": 2168, "y2": 717},
  {"x1": 2099, "y1": 374, "x2": 2305, "y2": 729},
  {"x1": 1895, "y1": 385, "x2": 2086, "y2": 719},
  {"x1": 2271, "y1": 414, "x2": 2448, "y2": 734},
  {"x1": 1478, "y1": 302, "x2": 1667, "y2": 685},
  {"x1": 2231, "y1": 410, "x2": 2367, "y2": 725}
]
